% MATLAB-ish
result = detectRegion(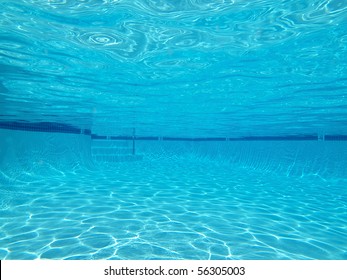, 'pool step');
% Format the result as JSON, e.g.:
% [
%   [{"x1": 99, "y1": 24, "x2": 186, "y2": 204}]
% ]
[
  {"x1": 91, "y1": 140, "x2": 142, "y2": 162},
  {"x1": 92, "y1": 147, "x2": 133, "y2": 154},
  {"x1": 93, "y1": 154, "x2": 143, "y2": 162},
  {"x1": 91, "y1": 139, "x2": 130, "y2": 147}
]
